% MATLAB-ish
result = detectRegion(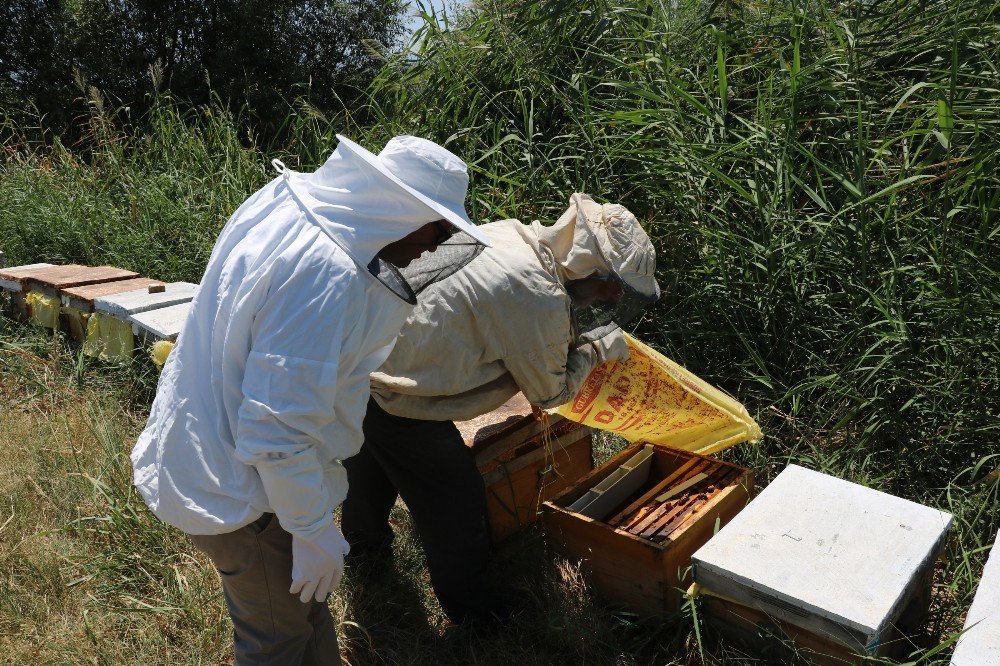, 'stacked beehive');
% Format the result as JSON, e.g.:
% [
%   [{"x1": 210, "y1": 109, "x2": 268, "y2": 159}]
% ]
[
  {"x1": 0, "y1": 260, "x2": 196, "y2": 364},
  {"x1": 456, "y1": 393, "x2": 595, "y2": 544}
]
